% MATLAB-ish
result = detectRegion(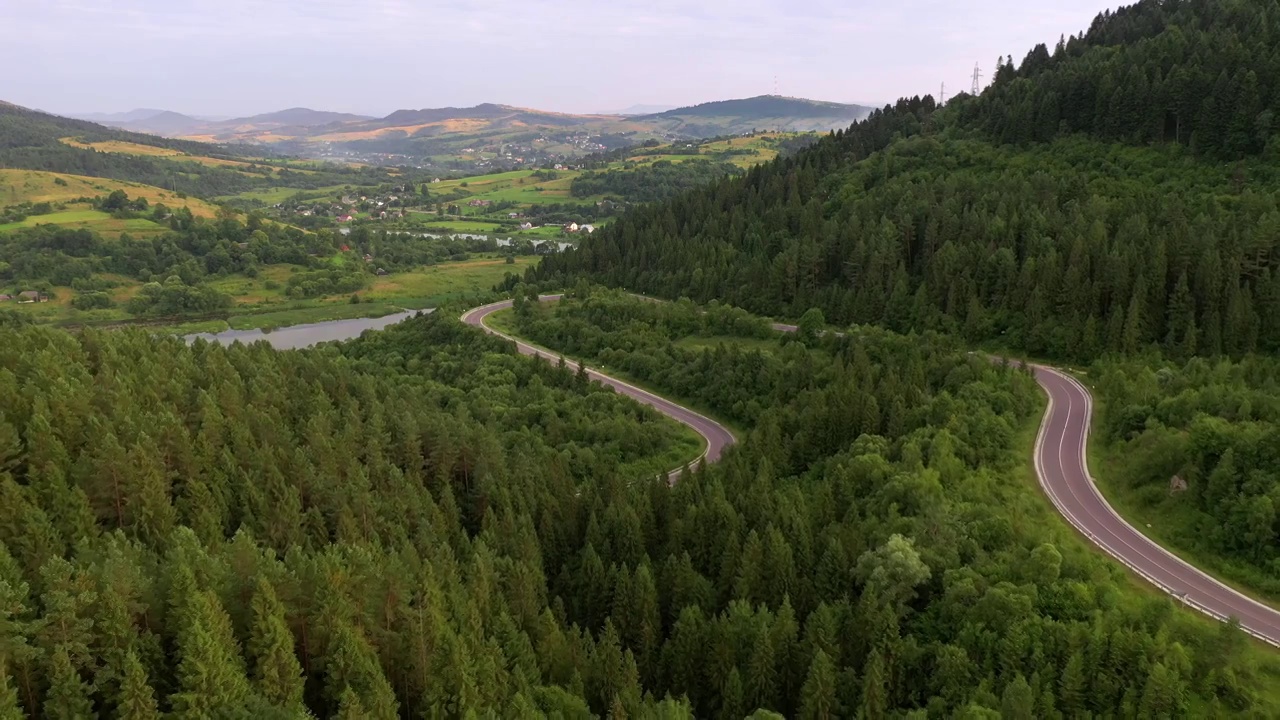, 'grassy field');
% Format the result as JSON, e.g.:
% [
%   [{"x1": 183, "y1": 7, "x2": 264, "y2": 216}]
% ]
[
  {"x1": 59, "y1": 138, "x2": 316, "y2": 176},
  {"x1": 626, "y1": 132, "x2": 797, "y2": 168},
  {"x1": 425, "y1": 170, "x2": 585, "y2": 206},
  {"x1": 0, "y1": 169, "x2": 222, "y2": 217},
  {"x1": 216, "y1": 184, "x2": 353, "y2": 205},
  {"x1": 419, "y1": 220, "x2": 509, "y2": 233},
  {"x1": 0, "y1": 209, "x2": 168, "y2": 235},
  {"x1": 4, "y1": 255, "x2": 537, "y2": 332},
  {"x1": 674, "y1": 334, "x2": 784, "y2": 355}
]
